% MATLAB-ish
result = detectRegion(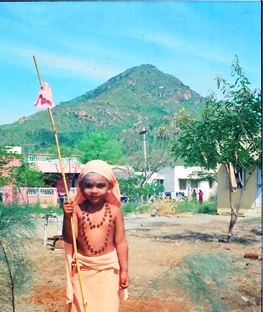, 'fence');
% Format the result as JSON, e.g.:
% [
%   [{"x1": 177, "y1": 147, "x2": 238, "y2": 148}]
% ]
[{"x1": 1, "y1": 187, "x2": 76, "y2": 207}]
